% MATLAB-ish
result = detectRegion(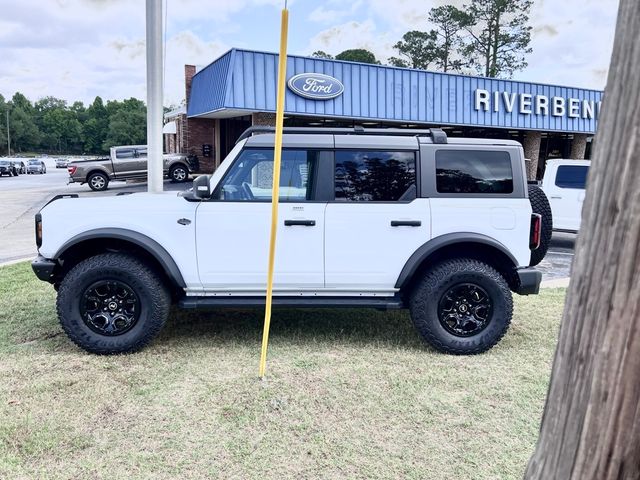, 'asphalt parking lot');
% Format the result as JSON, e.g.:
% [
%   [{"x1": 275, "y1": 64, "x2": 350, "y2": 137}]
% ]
[
  {"x1": 0, "y1": 159, "x2": 576, "y2": 281},
  {"x1": 0, "y1": 158, "x2": 190, "y2": 264}
]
